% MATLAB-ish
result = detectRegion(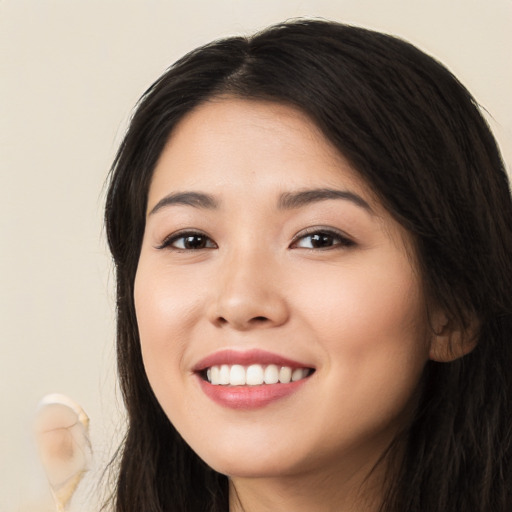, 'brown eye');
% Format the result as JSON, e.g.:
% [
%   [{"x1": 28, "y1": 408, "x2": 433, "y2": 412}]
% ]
[
  {"x1": 160, "y1": 232, "x2": 217, "y2": 250},
  {"x1": 293, "y1": 229, "x2": 355, "y2": 250}
]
